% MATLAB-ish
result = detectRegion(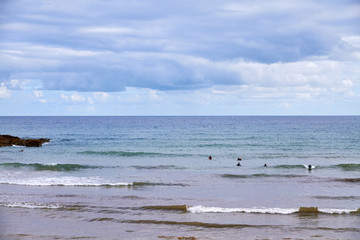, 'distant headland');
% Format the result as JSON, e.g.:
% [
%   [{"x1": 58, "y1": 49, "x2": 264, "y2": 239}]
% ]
[{"x1": 0, "y1": 134, "x2": 50, "y2": 147}]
